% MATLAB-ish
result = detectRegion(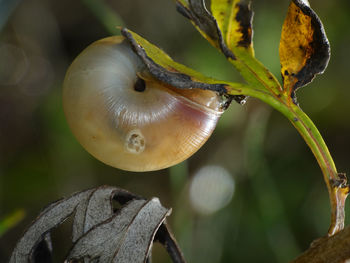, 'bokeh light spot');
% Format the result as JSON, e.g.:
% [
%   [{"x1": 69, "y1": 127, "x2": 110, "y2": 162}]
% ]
[{"x1": 189, "y1": 165, "x2": 235, "y2": 215}]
